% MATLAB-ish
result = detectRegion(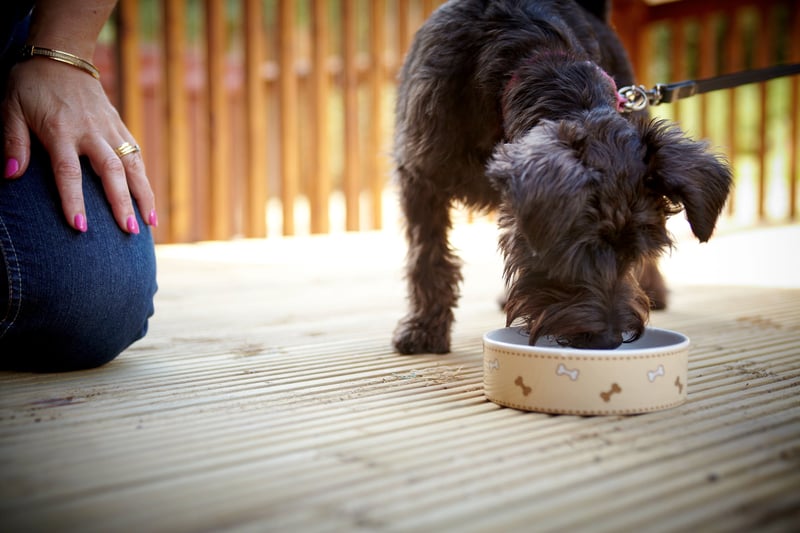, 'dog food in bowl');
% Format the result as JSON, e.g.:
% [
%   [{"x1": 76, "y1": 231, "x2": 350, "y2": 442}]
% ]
[{"x1": 483, "y1": 326, "x2": 689, "y2": 415}]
